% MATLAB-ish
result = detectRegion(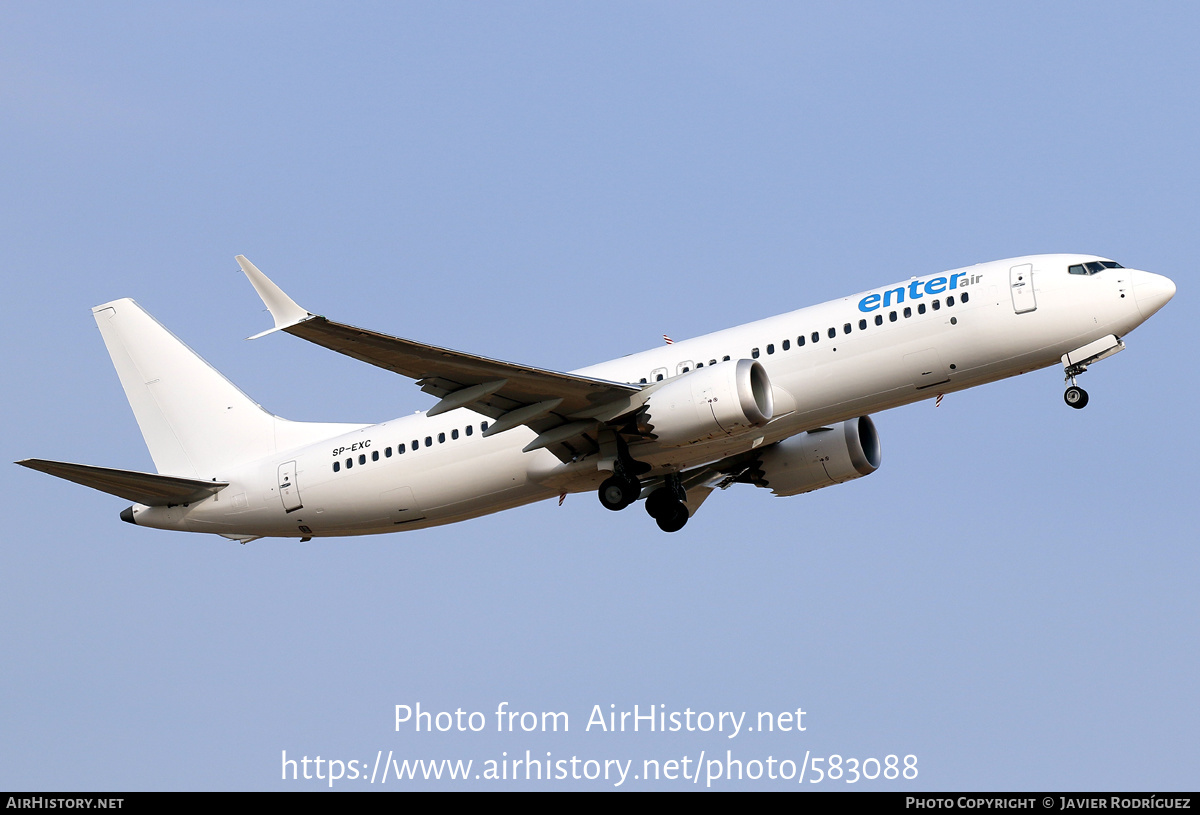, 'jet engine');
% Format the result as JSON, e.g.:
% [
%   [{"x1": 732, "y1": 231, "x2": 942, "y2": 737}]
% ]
[
  {"x1": 636, "y1": 359, "x2": 774, "y2": 447},
  {"x1": 748, "y1": 416, "x2": 881, "y2": 496}
]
